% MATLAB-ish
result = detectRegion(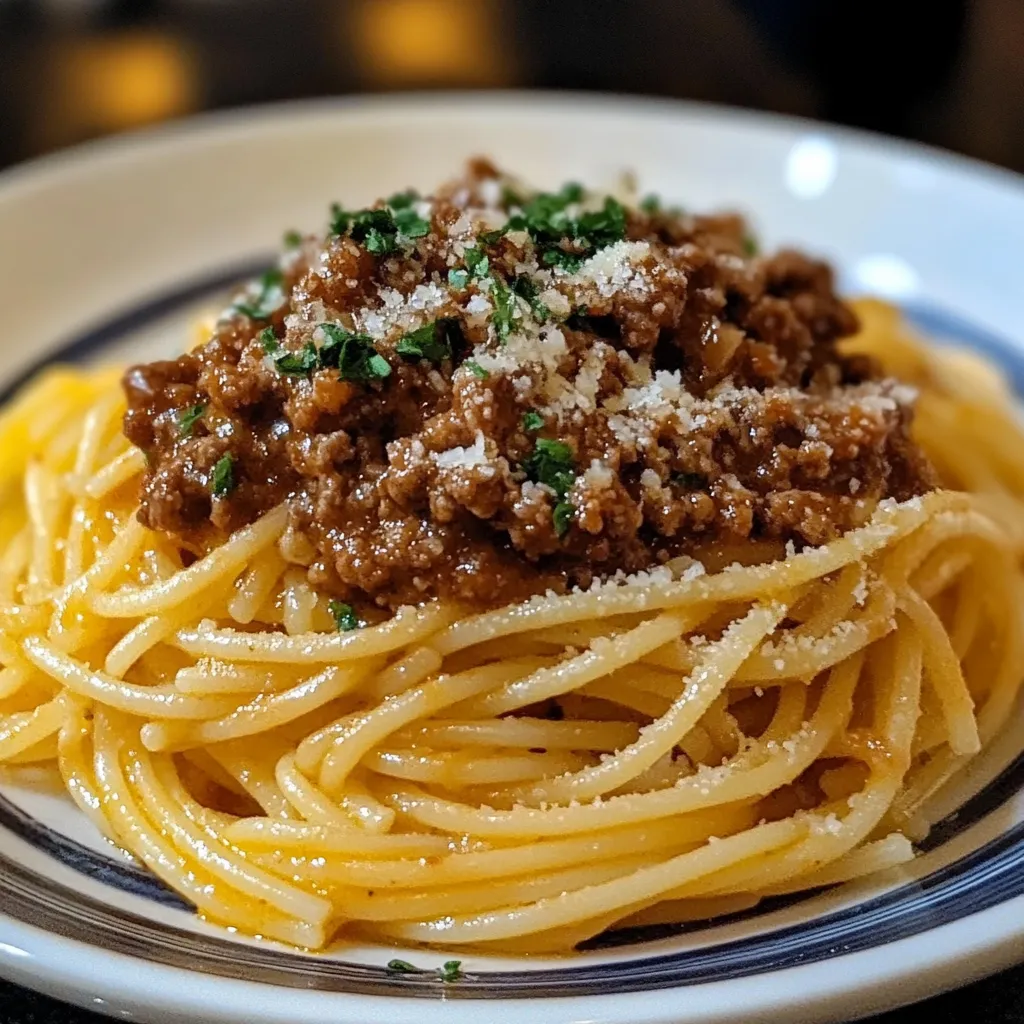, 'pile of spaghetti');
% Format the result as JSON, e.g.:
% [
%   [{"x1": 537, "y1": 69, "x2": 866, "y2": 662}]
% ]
[{"x1": 1, "y1": 248, "x2": 1023, "y2": 950}]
